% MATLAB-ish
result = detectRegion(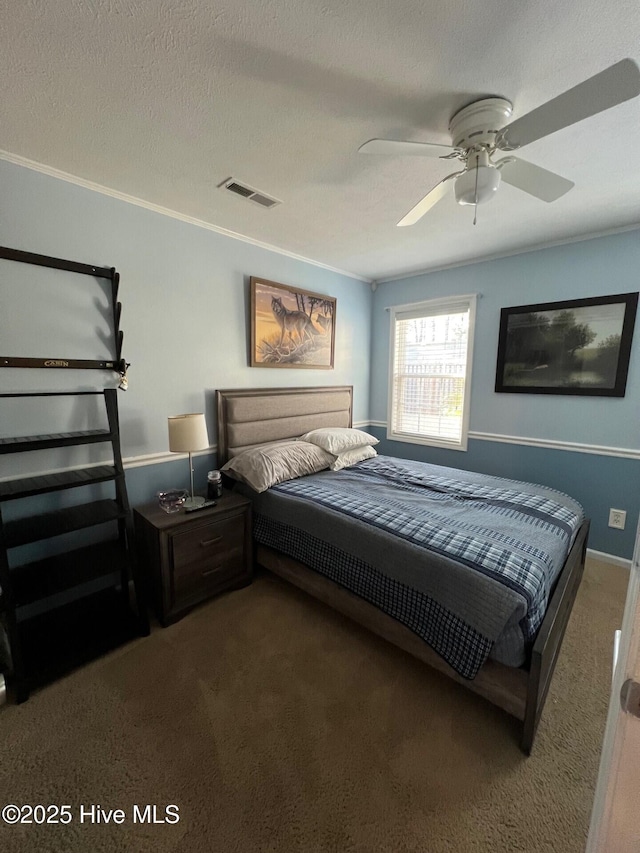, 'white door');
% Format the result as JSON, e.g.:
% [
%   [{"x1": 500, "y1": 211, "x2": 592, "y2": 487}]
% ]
[{"x1": 586, "y1": 516, "x2": 640, "y2": 851}]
